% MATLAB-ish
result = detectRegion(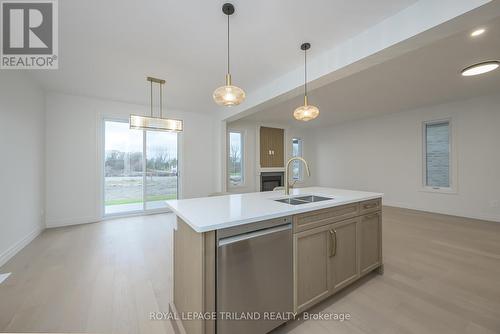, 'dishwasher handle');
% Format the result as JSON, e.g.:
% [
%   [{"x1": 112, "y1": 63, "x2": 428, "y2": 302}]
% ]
[{"x1": 218, "y1": 223, "x2": 292, "y2": 247}]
